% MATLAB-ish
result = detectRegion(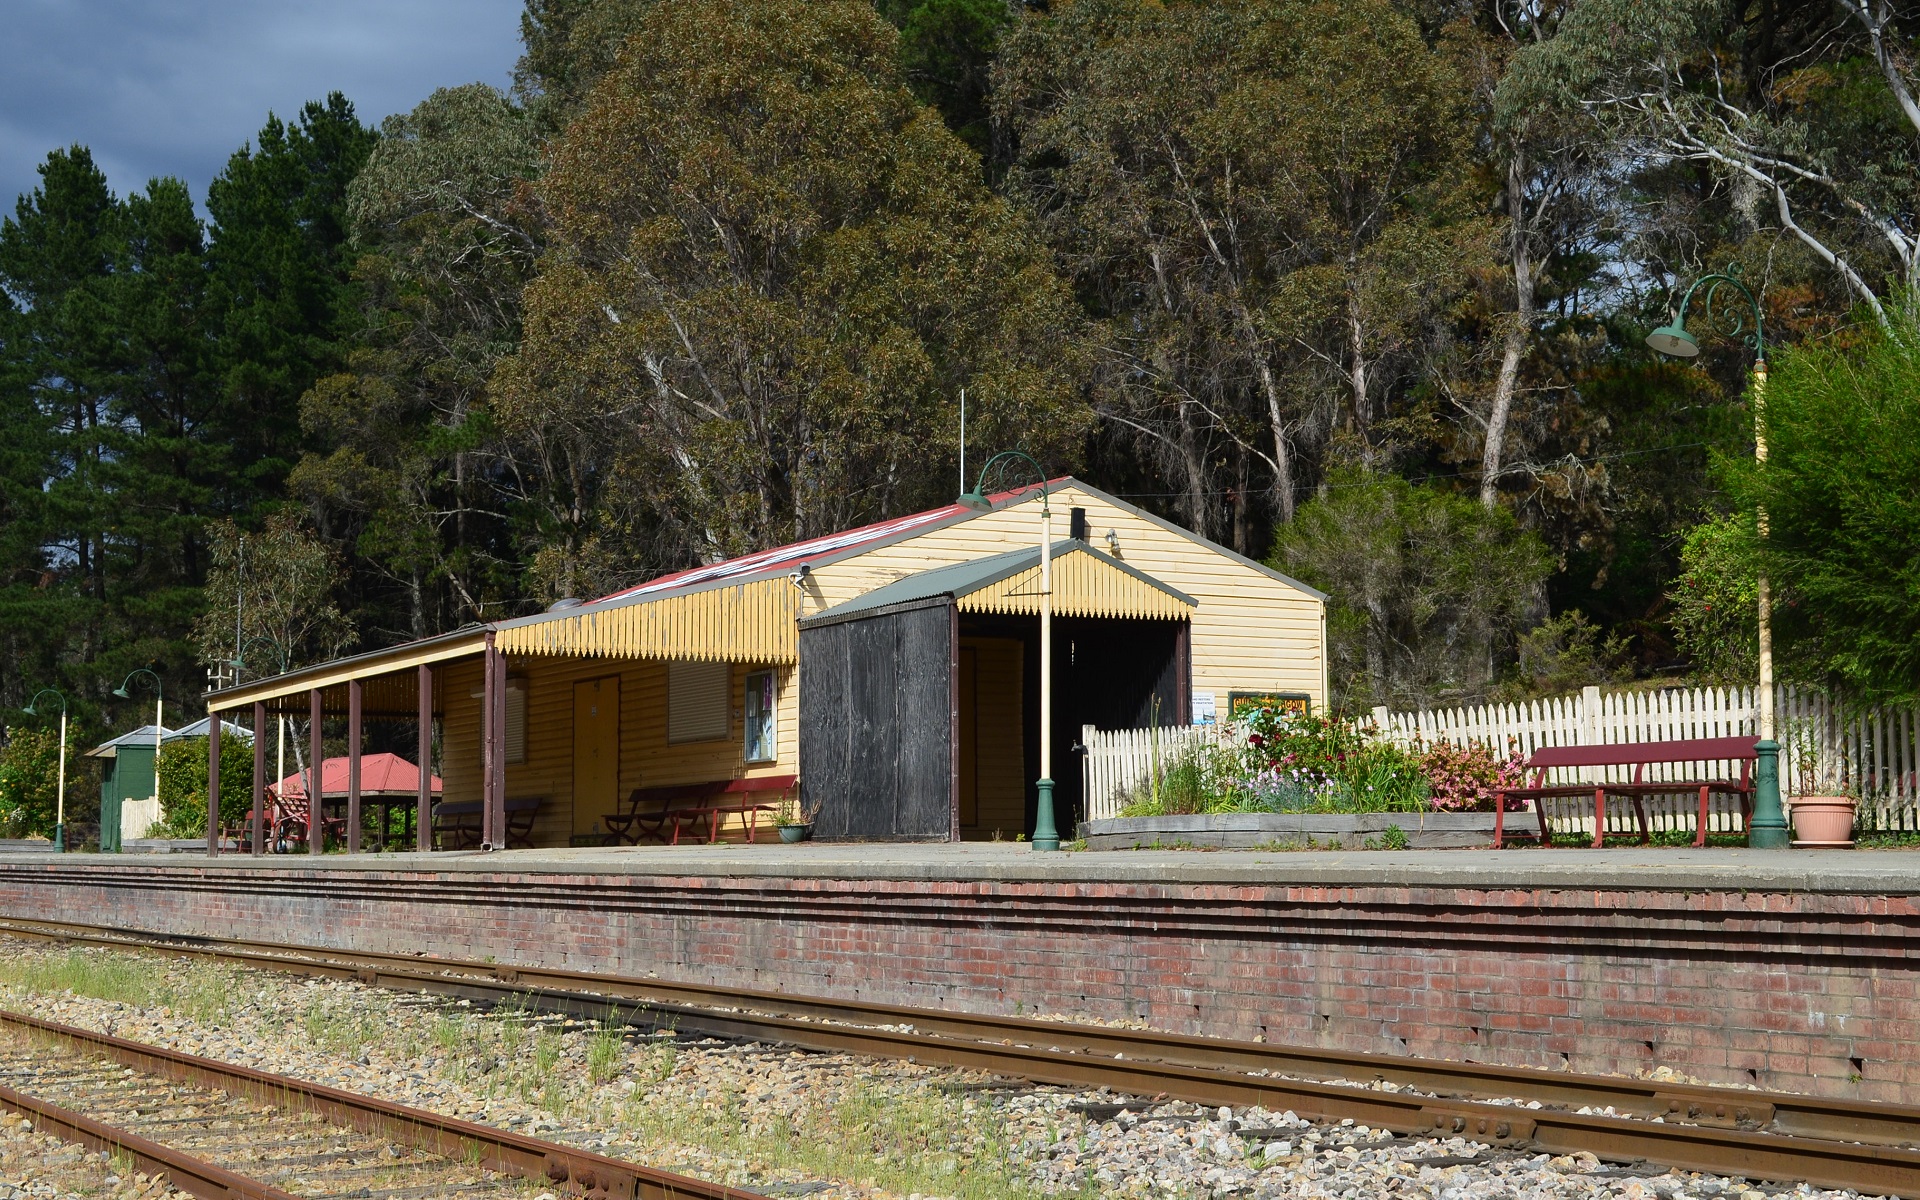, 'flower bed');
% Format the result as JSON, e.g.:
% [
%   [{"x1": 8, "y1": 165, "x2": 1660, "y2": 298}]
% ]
[{"x1": 1113, "y1": 709, "x2": 1528, "y2": 822}]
